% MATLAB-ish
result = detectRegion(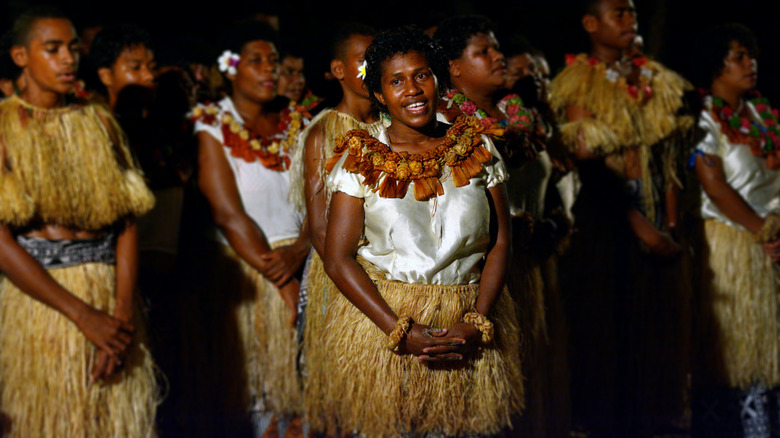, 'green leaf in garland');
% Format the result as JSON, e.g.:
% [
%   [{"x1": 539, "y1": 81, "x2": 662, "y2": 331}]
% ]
[
  {"x1": 713, "y1": 96, "x2": 724, "y2": 108},
  {"x1": 729, "y1": 116, "x2": 741, "y2": 128},
  {"x1": 750, "y1": 125, "x2": 761, "y2": 137},
  {"x1": 453, "y1": 94, "x2": 466, "y2": 105}
]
